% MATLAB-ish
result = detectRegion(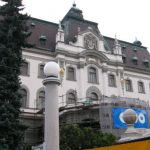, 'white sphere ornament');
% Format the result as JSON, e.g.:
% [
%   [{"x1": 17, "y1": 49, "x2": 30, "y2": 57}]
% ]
[{"x1": 44, "y1": 61, "x2": 60, "y2": 77}]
